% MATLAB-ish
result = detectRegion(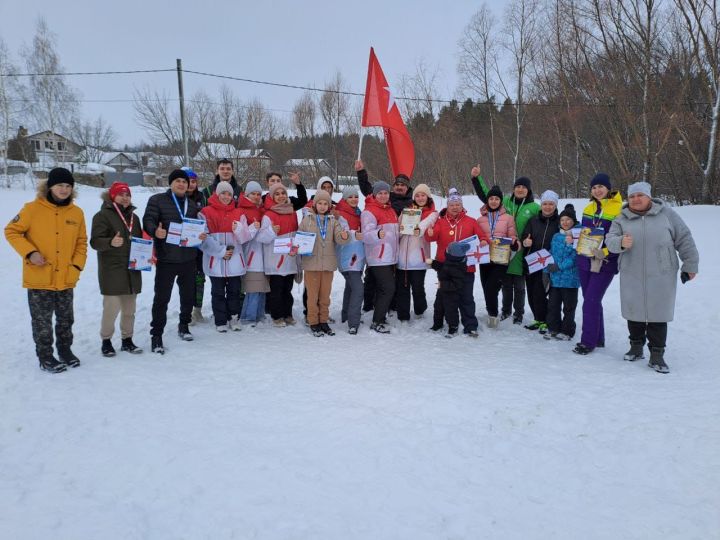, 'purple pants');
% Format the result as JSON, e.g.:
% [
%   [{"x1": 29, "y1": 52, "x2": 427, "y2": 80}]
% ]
[{"x1": 578, "y1": 268, "x2": 615, "y2": 349}]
